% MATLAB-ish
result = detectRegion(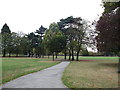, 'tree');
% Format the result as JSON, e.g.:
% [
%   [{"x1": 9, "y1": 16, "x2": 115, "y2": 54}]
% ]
[
  {"x1": 1, "y1": 23, "x2": 11, "y2": 34},
  {"x1": 48, "y1": 35, "x2": 66, "y2": 61},
  {"x1": 35, "y1": 25, "x2": 47, "y2": 58},
  {"x1": 58, "y1": 16, "x2": 88, "y2": 60},
  {"x1": 96, "y1": 2, "x2": 120, "y2": 72},
  {"x1": 11, "y1": 32, "x2": 22, "y2": 56},
  {"x1": 1, "y1": 33, "x2": 11, "y2": 57},
  {"x1": 81, "y1": 48, "x2": 89, "y2": 56},
  {"x1": 44, "y1": 23, "x2": 66, "y2": 61},
  {"x1": 58, "y1": 16, "x2": 75, "y2": 60},
  {"x1": 19, "y1": 36, "x2": 29, "y2": 56},
  {"x1": 103, "y1": 1, "x2": 120, "y2": 14},
  {"x1": 36, "y1": 25, "x2": 47, "y2": 37},
  {"x1": 27, "y1": 32, "x2": 35, "y2": 57},
  {"x1": 1, "y1": 23, "x2": 11, "y2": 57},
  {"x1": 96, "y1": 5, "x2": 120, "y2": 55}
]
